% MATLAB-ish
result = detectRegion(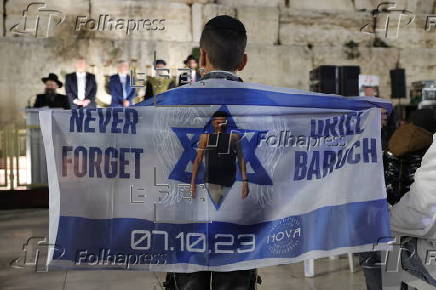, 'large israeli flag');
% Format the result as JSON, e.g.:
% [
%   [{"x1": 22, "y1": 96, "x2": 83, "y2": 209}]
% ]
[{"x1": 40, "y1": 79, "x2": 392, "y2": 272}]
